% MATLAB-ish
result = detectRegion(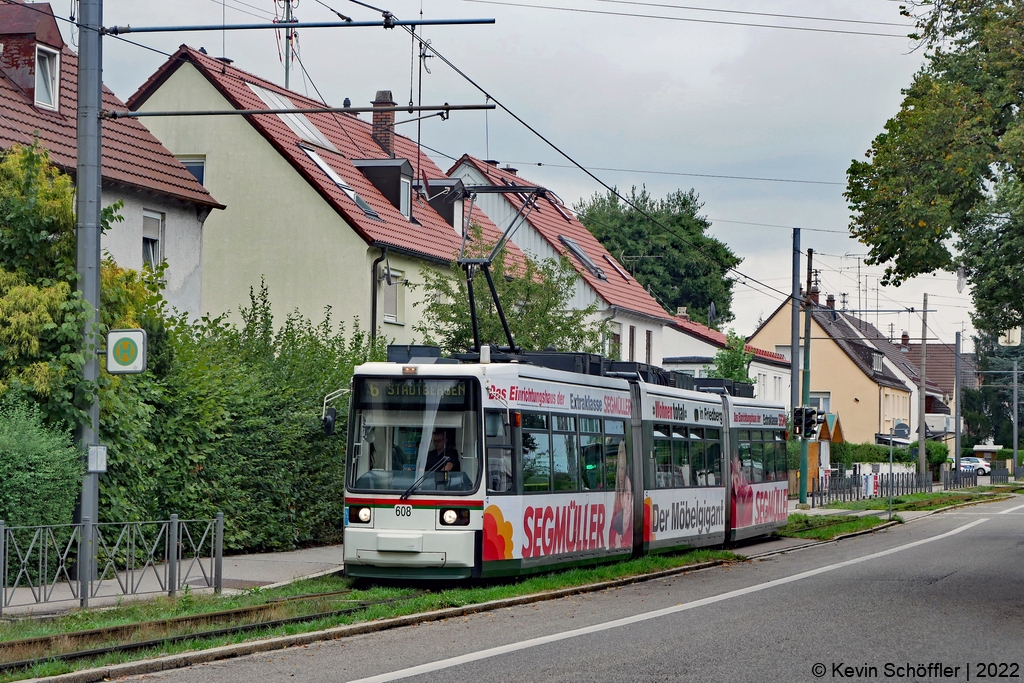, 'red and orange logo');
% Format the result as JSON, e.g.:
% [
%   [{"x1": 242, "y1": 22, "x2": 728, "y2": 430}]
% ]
[{"x1": 483, "y1": 505, "x2": 514, "y2": 561}]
